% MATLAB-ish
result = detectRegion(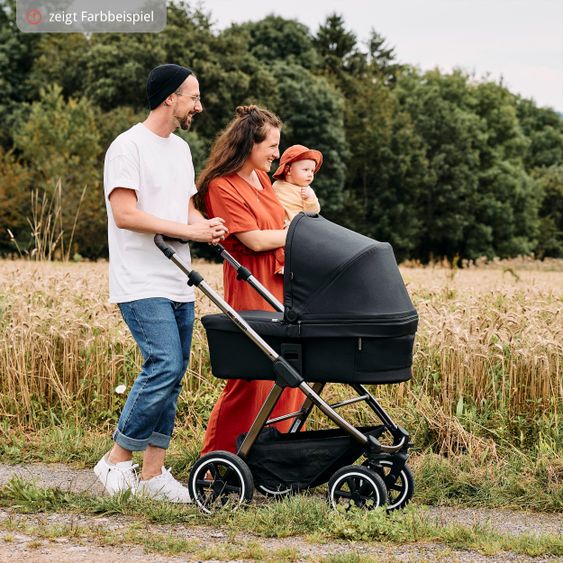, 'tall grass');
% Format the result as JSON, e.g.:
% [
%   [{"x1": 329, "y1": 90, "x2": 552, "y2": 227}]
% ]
[
  {"x1": 8, "y1": 180, "x2": 87, "y2": 261},
  {"x1": 0, "y1": 260, "x2": 561, "y2": 453}
]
